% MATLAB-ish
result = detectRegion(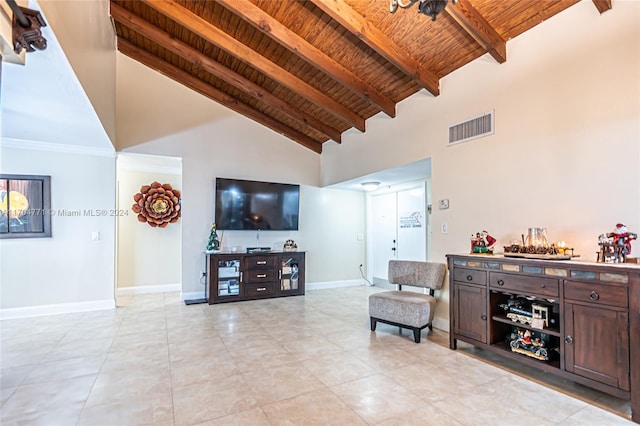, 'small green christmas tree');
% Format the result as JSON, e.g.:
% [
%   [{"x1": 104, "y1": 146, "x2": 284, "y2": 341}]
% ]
[{"x1": 206, "y1": 223, "x2": 220, "y2": 251}]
